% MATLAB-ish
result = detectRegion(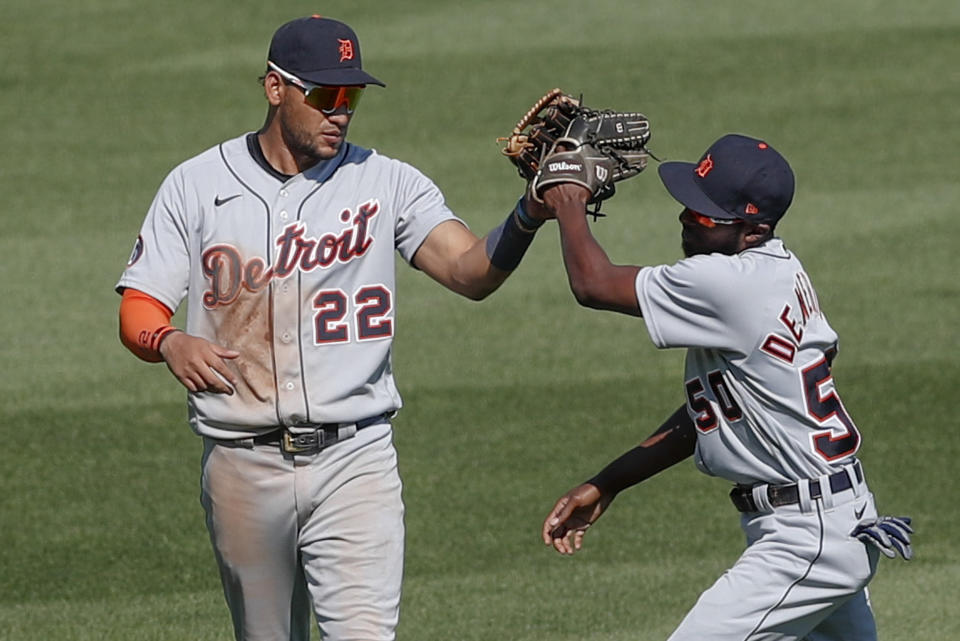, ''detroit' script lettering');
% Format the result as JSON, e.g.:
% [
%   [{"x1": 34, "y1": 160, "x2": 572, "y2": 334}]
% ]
[{"x1": 201, "y1": 200, "x2": 379, "y2": 308}]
